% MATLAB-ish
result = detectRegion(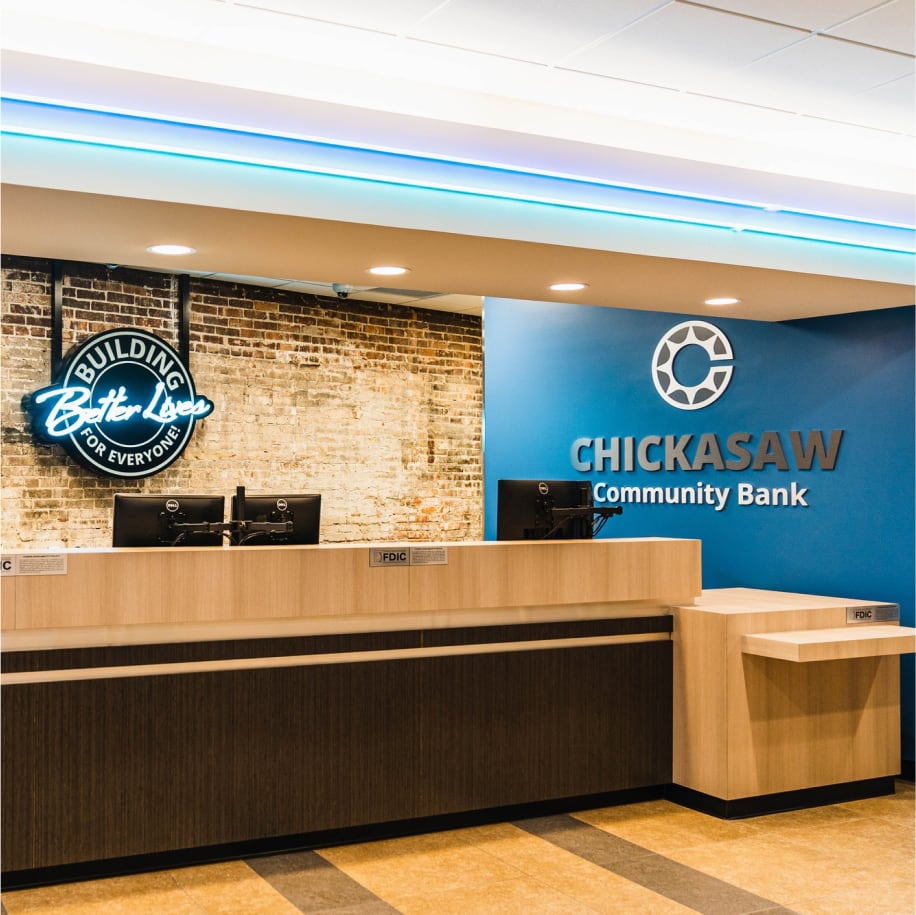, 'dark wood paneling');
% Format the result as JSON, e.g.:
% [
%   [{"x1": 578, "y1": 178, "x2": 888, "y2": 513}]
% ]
[
  {"x1": 417, "y1": 643, "x2": 672, "y2": 814},
  {"x1": 2, "y1": 663, "x2": 422, "y2": 870},
  {"x1": 2, "y1": 632, "x2": 671, "y2": 874}
]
